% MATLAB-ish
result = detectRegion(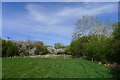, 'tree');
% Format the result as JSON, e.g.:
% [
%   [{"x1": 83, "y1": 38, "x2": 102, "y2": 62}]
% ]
[
  {"x1": 34, "y1": 41, "x2": 44, "y2": 46},
  {"x1": 72, "y1": 16, "x2": 110, "y2": 41},
  {"x1": 0, "y1": 38, "x2": 2, "y2": 57},
  {"x1": 2, "y1": 40, "x2": 19, "y2": 57},
  {"x1": 71, "y1": 16, "x2": 114, "y2": 62},
  {"x1": 111, "y1": 22, "x2": 120, "y2": 64},
  {"x1": 6, "y1": 44, "x2": 19, "y2": 57},
  {"x1": 84, "y1": 35, "x2": 112, "y2": 62},
  {"x1": 54, "y1": 43, "x2": 64, "y2": 49},
  {"x1": 70, "y1": 36, "x2": 89, "y2": 57},
  {"x1": 65, "y1": 45, "x2": 71, "y2": 54},
  {"x1": 33, "y1": 41, "x2": 48, "y2": 55}
]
